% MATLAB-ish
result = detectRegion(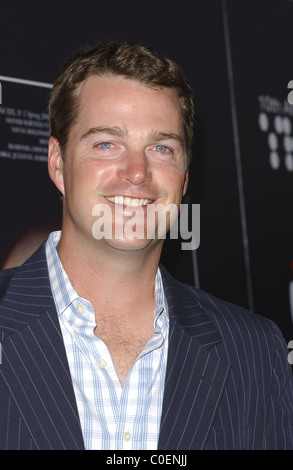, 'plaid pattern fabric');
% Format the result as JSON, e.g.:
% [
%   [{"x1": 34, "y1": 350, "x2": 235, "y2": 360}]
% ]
[{"x1": 46, "y1": 231, "x2": 169, "y2": 450}]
